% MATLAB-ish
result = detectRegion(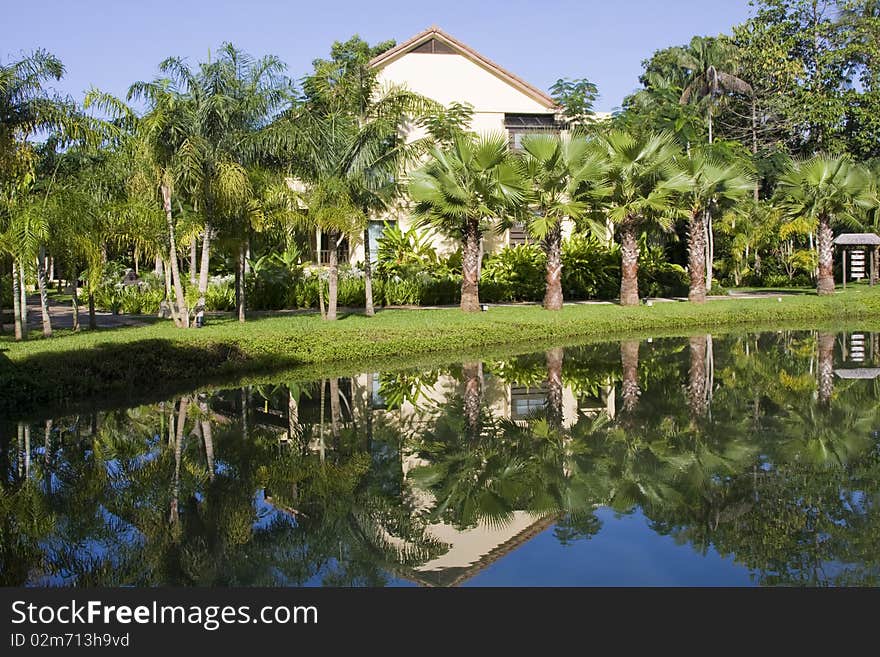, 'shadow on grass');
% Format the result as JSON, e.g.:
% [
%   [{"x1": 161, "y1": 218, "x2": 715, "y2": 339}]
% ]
[{"x1": 0, "y1": 337, "x2": 303, "y2": 419}]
